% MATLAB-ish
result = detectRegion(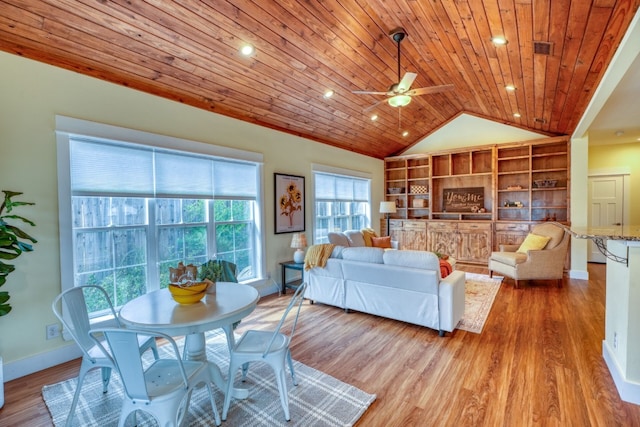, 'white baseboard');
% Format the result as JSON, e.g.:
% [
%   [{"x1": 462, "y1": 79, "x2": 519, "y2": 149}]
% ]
[
  {"x1": 3, "y1": 344, "x2": 82, "y2": 382},
  {"x1": 603, "y1": 340, "x2": 640, "y2": 405},
  {"x1": 569, "y1": 269, "x2": 589, "y2": 280}
]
